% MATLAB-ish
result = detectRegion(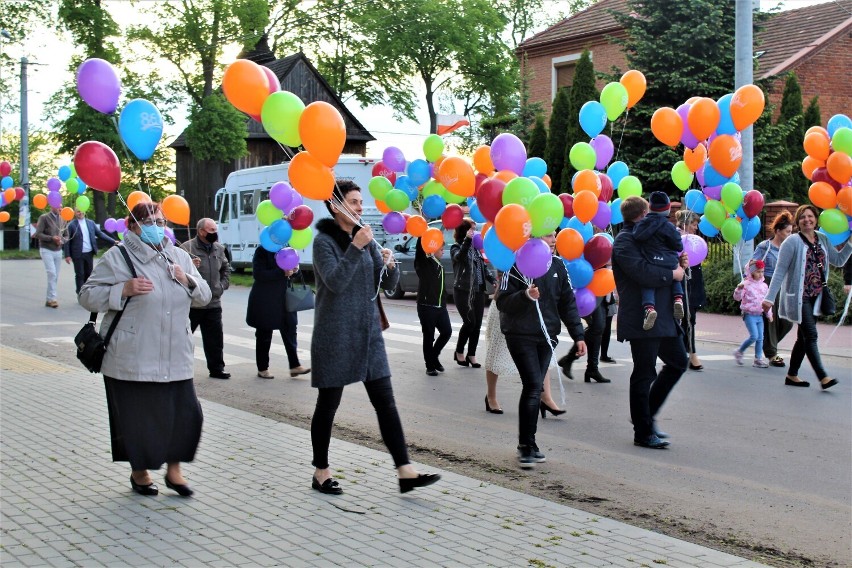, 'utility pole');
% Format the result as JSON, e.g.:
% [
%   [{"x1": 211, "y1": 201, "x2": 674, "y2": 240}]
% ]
[
  {"x1": 19, "y1": 57, "x2": 30, "y2": 251},
  {"x1": 733, "y1": 0, "x2": 755, "y2": 273}
]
